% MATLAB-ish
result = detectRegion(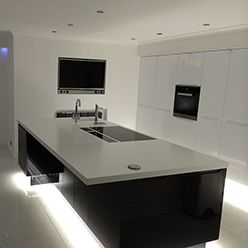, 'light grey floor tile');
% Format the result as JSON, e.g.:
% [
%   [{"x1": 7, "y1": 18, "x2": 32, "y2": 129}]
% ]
[
  {"x1": 0, "y1": 231, "x2": 67, "y2": 248},
  {"x1": 221, "y1": 202, "x2": 248, "y2": 229},
  {"x1": 0, "y1": 206, "x2": 57, "y2": 240},
  {"x1": 226, "y1": 223, "x2": 248, "y2": 243},
  {"x1": 0, "y1": 190, "x2": 41, "y2": 213},
  {"x1": 206, "y1": 228, "x2": 248, "y2": 248}
]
